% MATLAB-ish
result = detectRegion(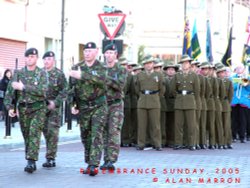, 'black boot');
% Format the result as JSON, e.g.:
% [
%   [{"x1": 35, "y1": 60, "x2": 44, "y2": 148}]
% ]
[
  {"x1": 24, "y1": 160, "x2": 36, "y2": 173},
  {"x1": 100, "y1": 161, "x2": 109, "y2": 170},
  {"x1": 106, "y1": 161, "x2": 115, "y2": 171},
  {"x1": 81, "y1": 165, "x2": 90, "y2": 174},
  {"x1": 42, "y1": 159, "x2": 56, "y2": 168},
  {"x1": 89, "y1": 165, "x2": 98, "y2": 176}
]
